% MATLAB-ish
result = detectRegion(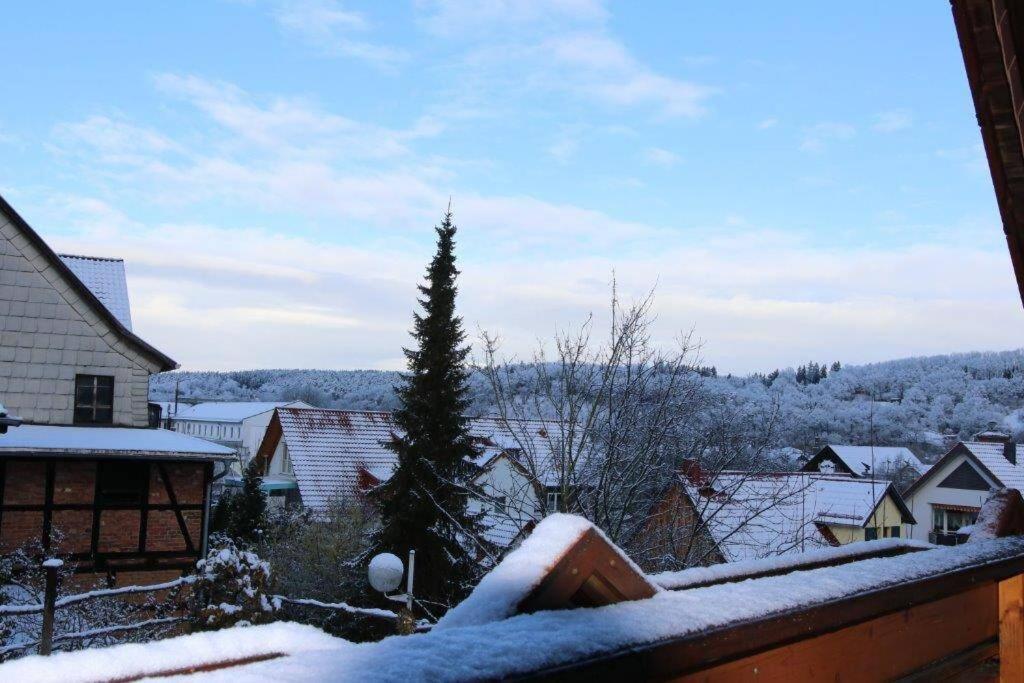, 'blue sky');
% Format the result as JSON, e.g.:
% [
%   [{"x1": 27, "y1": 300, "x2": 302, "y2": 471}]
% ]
[{"x1": 1, "y1": 1, "x2": 1020, "y2": 373}]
